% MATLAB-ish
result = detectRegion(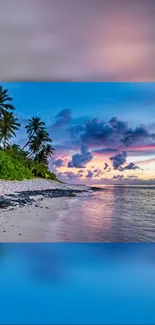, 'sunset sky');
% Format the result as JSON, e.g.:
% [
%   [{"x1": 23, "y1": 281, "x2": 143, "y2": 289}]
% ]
[{"x1": 2, "y1": 82, "x2": 155, "y2": 184}]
